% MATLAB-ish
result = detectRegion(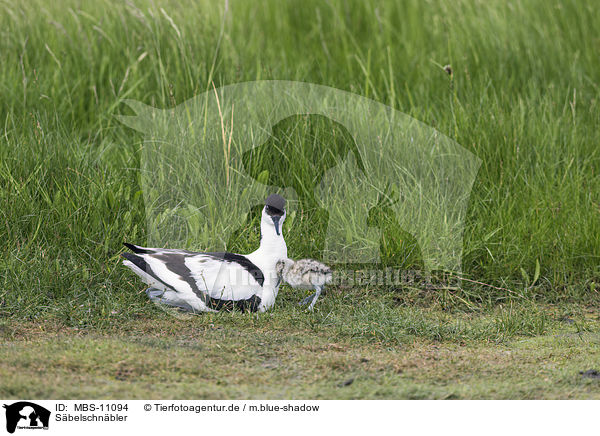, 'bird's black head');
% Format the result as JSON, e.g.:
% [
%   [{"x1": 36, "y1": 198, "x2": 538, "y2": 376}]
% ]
[{"x1": 264, "y1": 194, "x2": 286, "y2": 236}]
